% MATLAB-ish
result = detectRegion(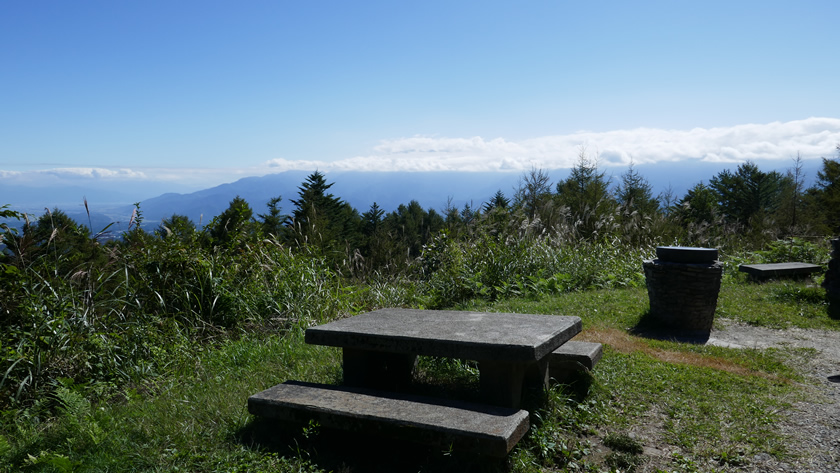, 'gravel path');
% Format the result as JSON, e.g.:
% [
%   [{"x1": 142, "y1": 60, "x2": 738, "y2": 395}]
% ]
[{"x1": 707, "y1": 319, "x2": 840, "y2": 472}]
